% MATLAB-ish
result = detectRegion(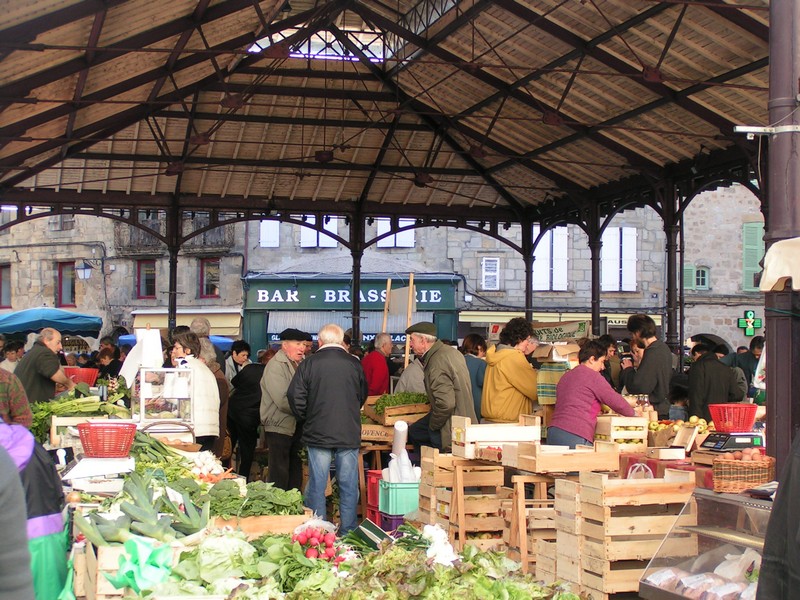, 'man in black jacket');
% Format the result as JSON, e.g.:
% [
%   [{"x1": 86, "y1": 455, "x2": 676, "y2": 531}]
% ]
[
  {"x1": 288, "y1": 323, "x2": 368, "y2": 534},
  {"x1": 687, "y1": 344, "x2": 745, "y2": 421},
  {"x1": 618, "y1": 314, "x2": 674, "y2": 418}
]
